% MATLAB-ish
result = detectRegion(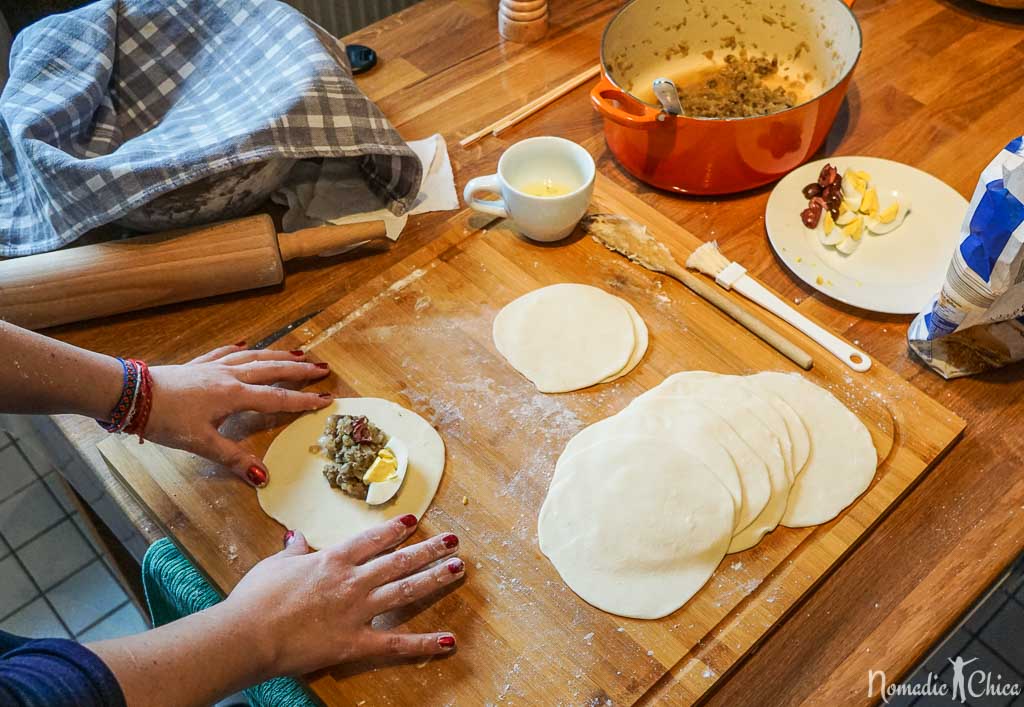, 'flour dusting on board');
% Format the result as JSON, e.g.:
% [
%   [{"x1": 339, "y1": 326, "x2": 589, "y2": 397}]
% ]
[
  {"x1": 380, "y1": 301, "x2": 592, "y2": 701},
  {"x1": 293, "y1": 261, "x2": 594, "y2": 701},
  {"x1": 301, "y1": 265, "x2": 433, "y2": 351}
]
